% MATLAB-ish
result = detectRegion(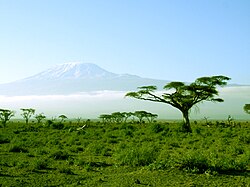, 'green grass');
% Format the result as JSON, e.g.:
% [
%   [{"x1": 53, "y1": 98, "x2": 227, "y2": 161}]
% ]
[{"x1": 0, "y1": 120, "x2": 249, "y2": 186}]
